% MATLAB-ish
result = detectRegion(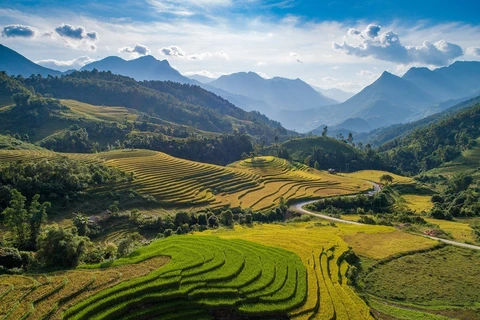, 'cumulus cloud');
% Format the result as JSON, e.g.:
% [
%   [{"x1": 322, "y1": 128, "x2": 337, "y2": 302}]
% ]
[
  {"x1": 55, "y1": 24, "x2": 98, "y2": 51},
  {"x1": 2, "y1": 24, "x2": 36, "y2": 38},
  {"x1": 466, "y1": 46, "x2": 480, "y2": 56},
  {"x1": 36, "y1": 56, "x2": 95, "y2": 72},
  {"x1": 160, "y1": 45, "x2": 186, "y2": 57},
  {"x1": 160, "y1": 45, "x2": 229, "y2": 60},
  {"x1": 119, "y1": 43, "x2": 151, "y2": 56},
  {"x1": 333, "y1": 24, "x2": 463, "y2": 66},
  {"x1": 55, "y1": 24, "x2": 98, "y2": 40}
]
